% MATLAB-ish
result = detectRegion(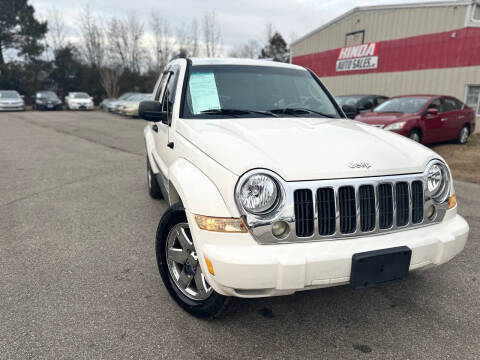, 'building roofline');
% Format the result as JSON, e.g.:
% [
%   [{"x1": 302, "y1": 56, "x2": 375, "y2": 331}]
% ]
[{"x1": 291, "y1": 0, "x2": 472, "y2": 47}]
